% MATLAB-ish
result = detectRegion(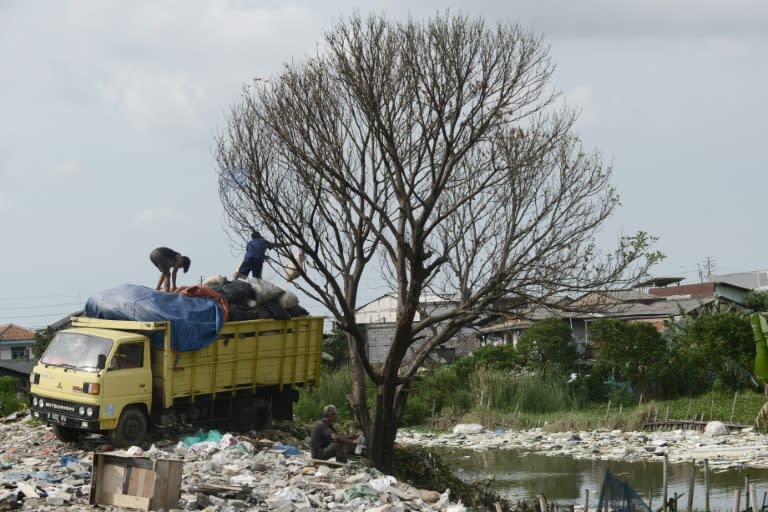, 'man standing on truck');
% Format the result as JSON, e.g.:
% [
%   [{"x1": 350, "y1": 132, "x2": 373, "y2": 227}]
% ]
[
  {"x1": 150, "y1": 247, "x2": 191, "y2": 292},
  {"x1": 310, "y1": 404, "x2": 362, "y2": 462},
  {"x1": 232, "y1": 231, "x2": 279, "y2": 281}
]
